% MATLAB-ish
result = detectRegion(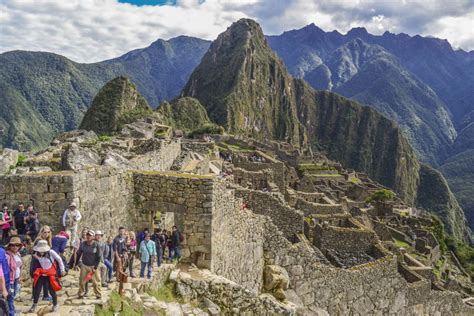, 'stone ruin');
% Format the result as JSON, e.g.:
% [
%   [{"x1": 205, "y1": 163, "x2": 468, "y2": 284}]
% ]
[{"x1": 1, "y1": 120, "x2": 473, "y2": 315}]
